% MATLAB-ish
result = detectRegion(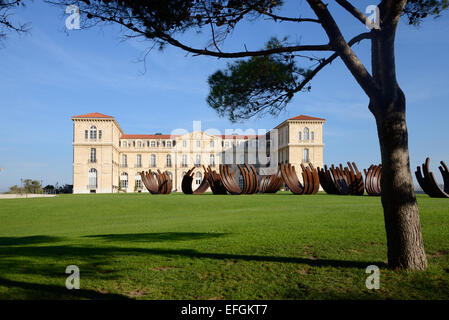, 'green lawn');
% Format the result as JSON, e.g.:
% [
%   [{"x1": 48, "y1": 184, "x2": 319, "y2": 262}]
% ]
[{"x1": 0, "y1": 192, "x2": 448, "y2": 299}]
